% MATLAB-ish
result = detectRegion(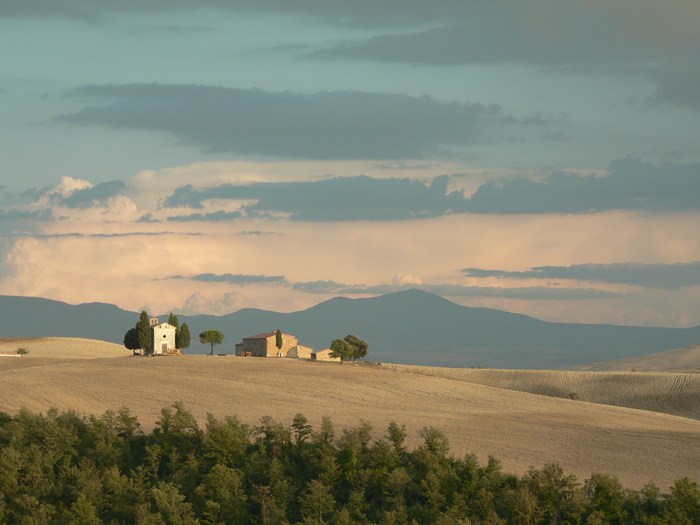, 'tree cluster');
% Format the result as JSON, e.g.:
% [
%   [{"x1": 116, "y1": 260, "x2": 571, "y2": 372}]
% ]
[
  {"x1": 0, "y1": 404, "x2": 697, "y2": 525},
  {"x1": 123, "y1": 311, "x2": 153, "y2": 353},
  {"x1": 330, "y1": 335, "x2": 369, "y2": 362},
  {"x1": 123, "y1": 312, "x2": 191, "y2": 355}
]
